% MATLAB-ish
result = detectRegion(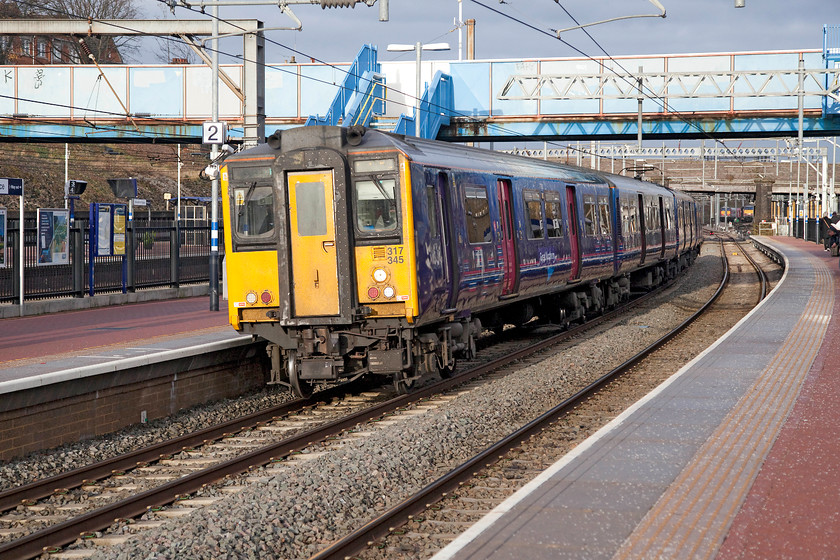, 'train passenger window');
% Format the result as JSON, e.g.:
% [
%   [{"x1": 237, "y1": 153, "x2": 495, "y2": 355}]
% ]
[
  {"x1": 425, "y1": 185, "x2": 439, "y2": 238},
  {"x1": 597, "y1": 195, "x2": 611, "y2": 236},
  {"x1": 545, "y1": 192, "x2": 562, "y2": 238},
  {"x1": 583, "y1": 194, "x2": 597, "y2": 236},
  {"x1": 523, "y1": 190, "x2": 543, "y2": 239},
  {"x1": 355, "y1": 178, "x2": 398, "y2": 233},
  {"x1": 233, "y1": 184, "x2": 275, "y2": 237},
  {"x1": 622, "y1": 196, "x2": 639, "y2": 234},
  {"x1": 464, "y1": 185, "x2": 492, "y2": 244},
  {"x1": 646, "y1": 198, "x2": 660, "y2": 230}
]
